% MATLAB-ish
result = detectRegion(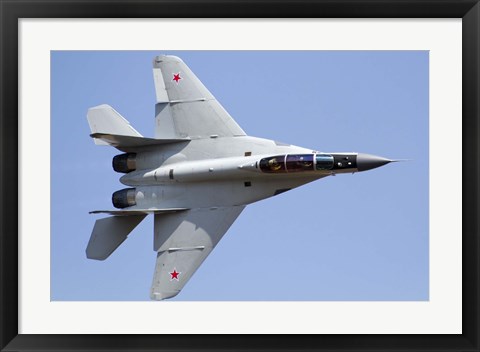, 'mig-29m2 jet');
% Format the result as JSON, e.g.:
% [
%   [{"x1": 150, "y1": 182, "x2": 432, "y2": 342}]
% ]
[{"x1": 86, "y1": 55, "x2": 396, "y2": 300}]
